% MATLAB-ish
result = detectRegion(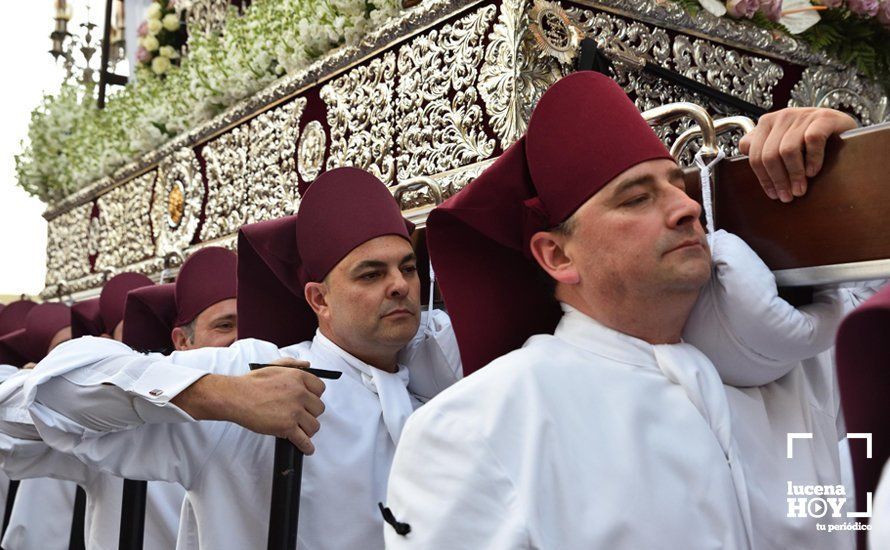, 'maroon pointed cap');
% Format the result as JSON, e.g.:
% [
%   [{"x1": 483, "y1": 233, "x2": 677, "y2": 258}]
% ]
[
  {"x1": 0, "y1": 299, "x2": 38, "y2": 366},
  {"x1": 174, "y1": 247, "x2": 237, "y2": 327},
  {"x1": 836, "y1": 284, "x2": 890, "y2": 527},
  {"x1": 238, "y1": 167, "x2": 413, "y2": 347},
  {"x1": 19, "y1": 303, "x2": 71, "y2": 362},
  {"x1": 297, "y1": 167, "x2": 412, "y2": 284},
  {"x1": 123, "y1": 284, "x2": 176, "y2": 353},
  {"x1": 427, "y1": 71, "x2": 673, "y2": 374},
  {"x1": 71, "y1": 298, "x2": 104, "y2": 338},
  {"x1": 99, "y1": 273, "x2": 154, "y2": 336},
  {"x1": 0, "y1": 300, "x2": 37, "y2": 337}
]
